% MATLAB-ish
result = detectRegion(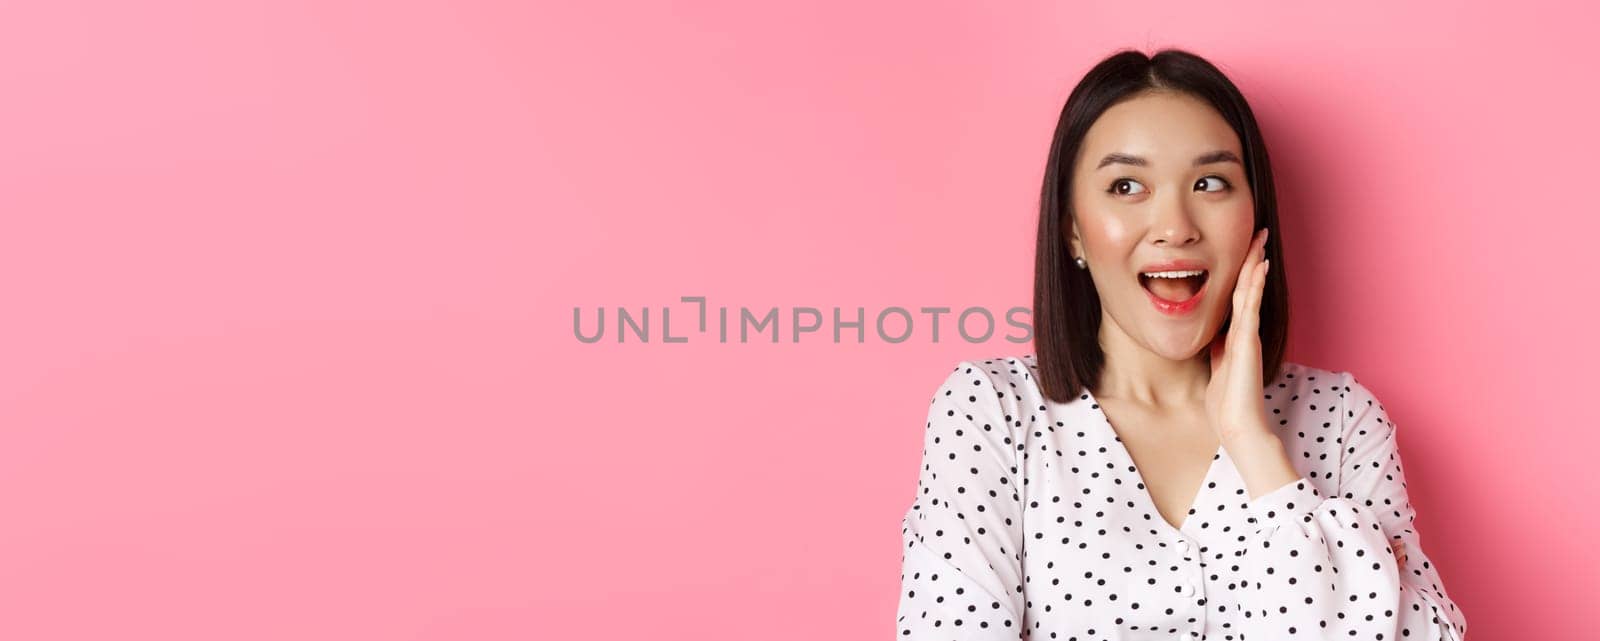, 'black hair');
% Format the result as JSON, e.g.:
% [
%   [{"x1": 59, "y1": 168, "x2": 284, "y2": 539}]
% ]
[{"x1": 1032, "y1": 47, "x2": 1288, "y2": 403}]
